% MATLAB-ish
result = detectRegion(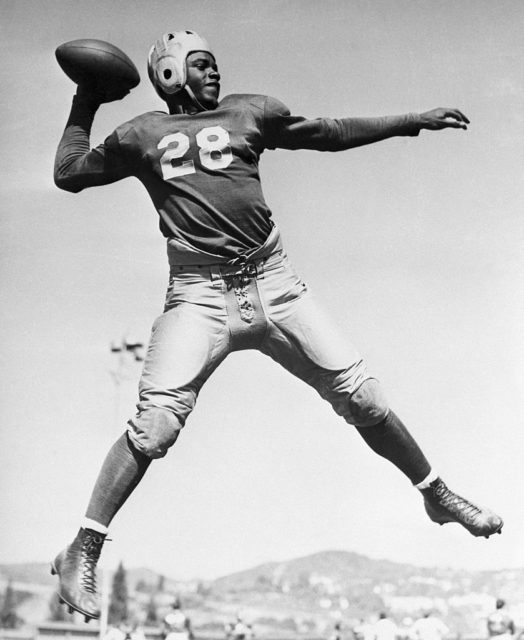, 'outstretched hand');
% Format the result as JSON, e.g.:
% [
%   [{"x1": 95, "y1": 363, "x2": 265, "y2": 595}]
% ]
[{"x1": 418, "y1": 108, "x2": 470, "y2": 130}]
